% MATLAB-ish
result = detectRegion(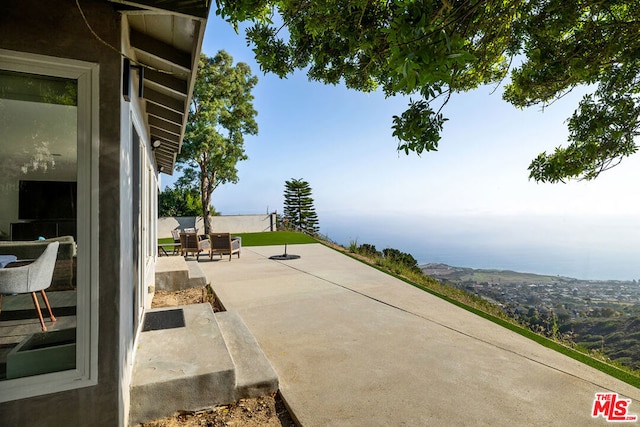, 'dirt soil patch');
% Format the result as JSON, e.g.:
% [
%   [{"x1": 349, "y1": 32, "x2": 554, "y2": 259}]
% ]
[
  {"x1": 139, "y1": 286, "x2": 296, "y2": 427},
  {"x1": 138, "y1": 394, "x2": 295, "y2": 427},
  {"x1": 152, "y1": 287, "x2": 215, "y2": 309}
]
